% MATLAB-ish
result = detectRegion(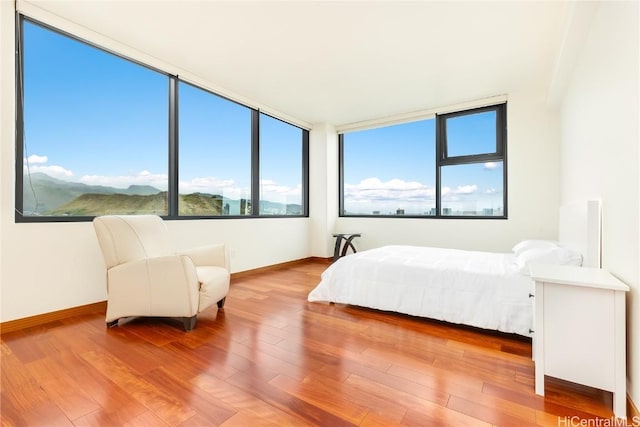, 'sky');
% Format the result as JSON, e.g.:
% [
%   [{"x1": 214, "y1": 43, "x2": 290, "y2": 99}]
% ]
[
  {"x1": 22, "y1": 20, "x2": 302, "y2": 206},
  {"x1": 343, "y1": 115, "x2": 504, "y2": 215},
  {"x1": 22, "y1": 19, "x2": 502, "y2": 214}
]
